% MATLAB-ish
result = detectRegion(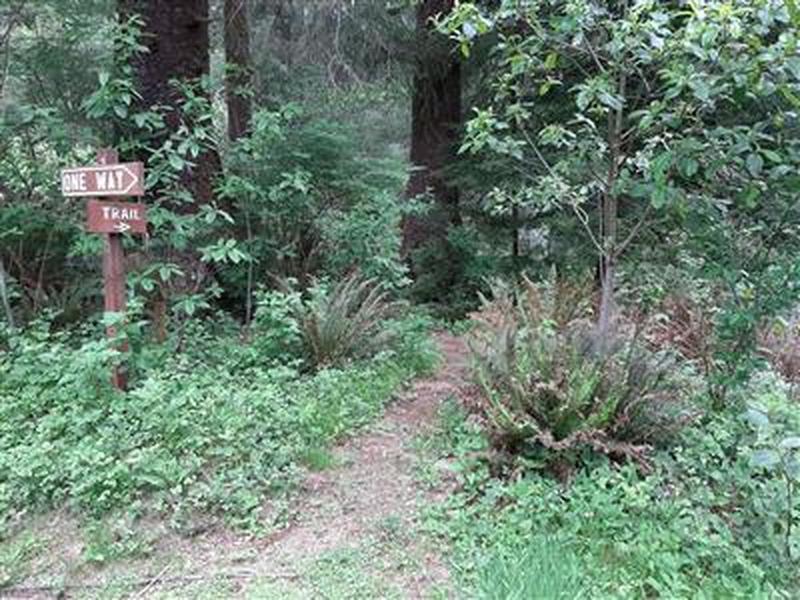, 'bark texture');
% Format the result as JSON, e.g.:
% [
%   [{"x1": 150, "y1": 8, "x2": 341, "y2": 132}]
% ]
[
  {"x1": 224, "y1": 0, "x2": 252, "y2": 142},
  {"x1": 401, "y1": 0, "x2": 462, "y2": 258},
  {"x1": 118, "y1": 0, "x2": 220, "y2": 204}
]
